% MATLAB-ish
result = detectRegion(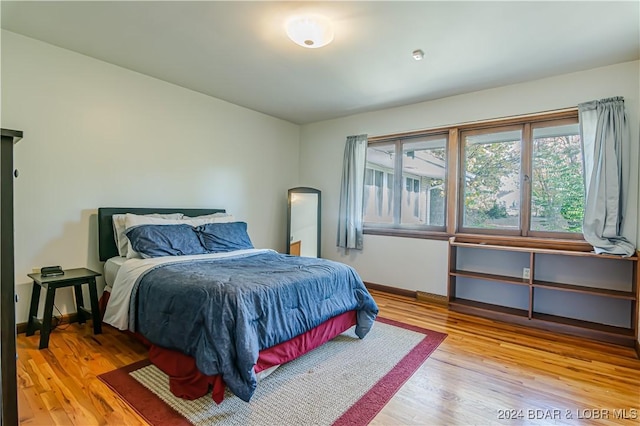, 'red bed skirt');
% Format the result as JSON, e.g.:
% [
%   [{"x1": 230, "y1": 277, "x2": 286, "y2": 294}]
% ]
[{"x1": 99, "y1": 290, "x2": 357, "y2": 403}]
